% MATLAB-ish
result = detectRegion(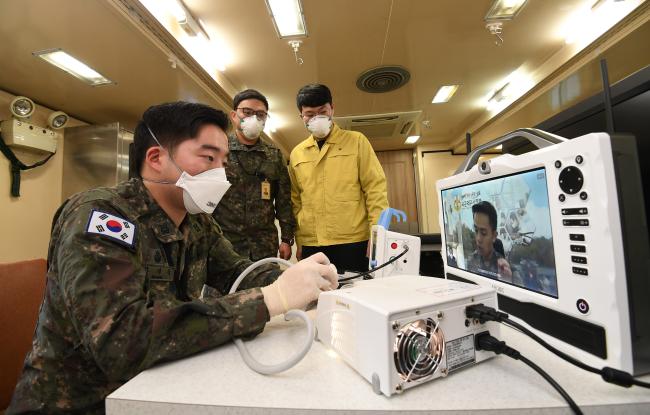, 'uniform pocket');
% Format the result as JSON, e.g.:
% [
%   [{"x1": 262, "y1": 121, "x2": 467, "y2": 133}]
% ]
[{"x1": 324, "y1": 150, "x2": 360, "y2": 201}]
